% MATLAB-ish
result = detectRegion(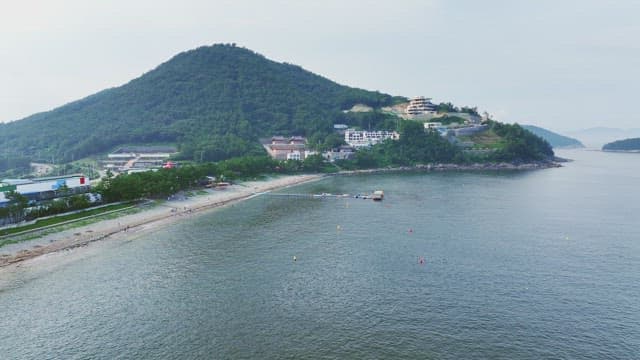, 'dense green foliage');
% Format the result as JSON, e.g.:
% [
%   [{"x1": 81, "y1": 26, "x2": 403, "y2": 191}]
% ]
[
  {"x1": 487, "y1": 122, "x2": 554, "y2": 161},
  {"x1": 24, "y1": 194, "x2": 92, "y2": 220},
  {"x1": 0, "y1": 187, "x2": 94, "y2": 224},
  {"x1": 602, "y1": 138, "x2": 640, "y2": 151},
  {"x1": 0, "y1": 191, "x2": 29, "y2": 223},
  {"x1": 522, "y1": 125, "x2": 584, "y2": 148},
  {"x1": 0, "y1": 44, "x2": 395, "y2": 163},
  {"x1": 337, "y1": 120, "x2": 462, "y2": 169},
  {"x1": 0, "y1": 157, "x2": 31, "y2": 178},
  {"x1": 336, "y1": 120, "x2": 554, "y2": 169},
  {"x1": 92, "y1": 155, "x2": 335, "y2": 203},
  {"x1": 92, "y1": 122, "x2": 465, "y2": 203},
  {"x1": 334, "y1": 111, "x2": 400, "y2": 132},
  {"x1": 436, "y1": 102, "x2": 479, "y2": 115},
  {"x1": 44, "y1": 161, "x2": 100, "y2": 179},
  {"x1": 95, "y1": 165, "x2": 217, "y2": 202}
]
